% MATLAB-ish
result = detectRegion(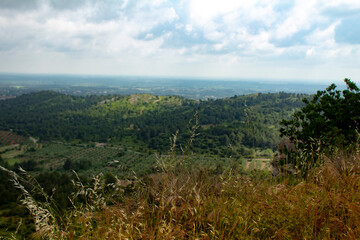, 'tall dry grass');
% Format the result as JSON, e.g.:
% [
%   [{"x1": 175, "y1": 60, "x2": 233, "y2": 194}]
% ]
[
  {"x1": 1, "y1": 123, "x2": 359, "y2": 239},
  {"x1": 7, "y1": 152, "x2": 356, "y2": 239}
]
